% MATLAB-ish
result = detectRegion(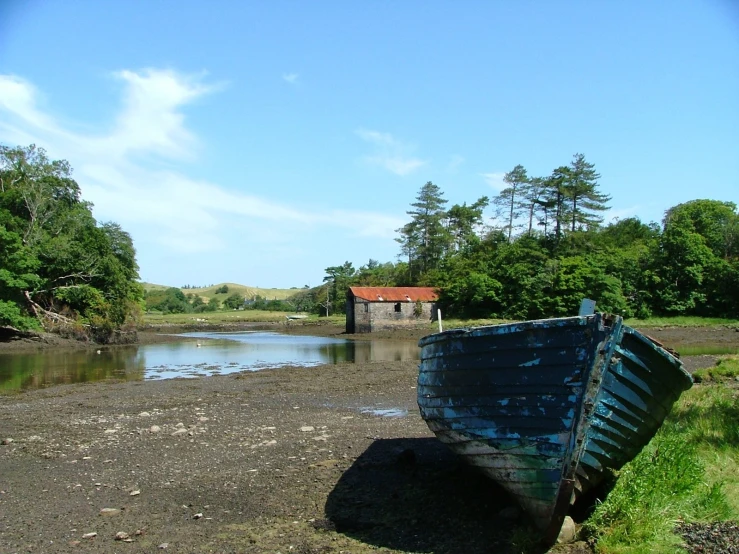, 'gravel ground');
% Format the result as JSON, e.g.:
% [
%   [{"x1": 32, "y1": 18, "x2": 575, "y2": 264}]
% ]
[
  {"x1": 676, "y1": 521, "x2": 739, "y2": 553},
  {"x1": 0, "y1": 323, "x2": 736, "y2": 554}
]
